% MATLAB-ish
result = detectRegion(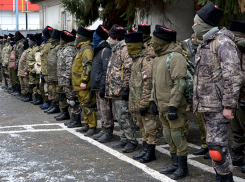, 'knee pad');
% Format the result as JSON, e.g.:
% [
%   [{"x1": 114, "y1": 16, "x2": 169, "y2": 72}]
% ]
[
  {"x1": 208, "y1": 144, "x2": 227, "y2": 165},
  {"x1": 171, "y1": 130, "x2": 185, "y2": 148},
  {"x1": 163, "y1": 128, "x2": 172, "y2": 145}
]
